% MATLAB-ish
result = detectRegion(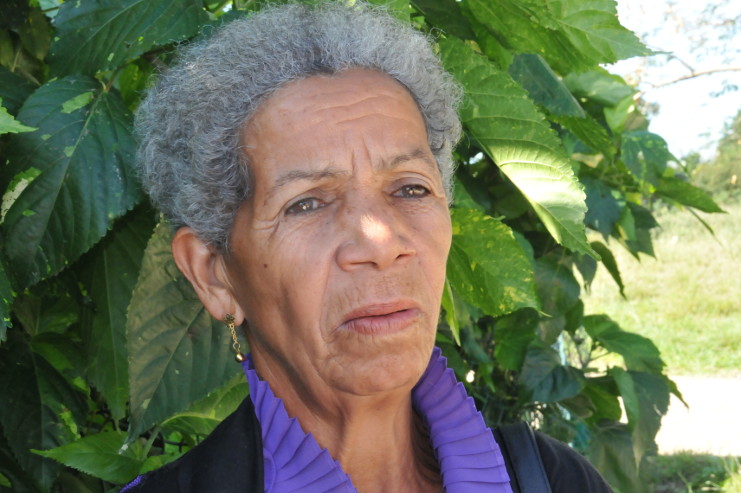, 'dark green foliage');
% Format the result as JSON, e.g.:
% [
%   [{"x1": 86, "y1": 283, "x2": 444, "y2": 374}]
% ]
[{"x1": 0, "y1": 1, "x2": 724, "y2": 492}]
